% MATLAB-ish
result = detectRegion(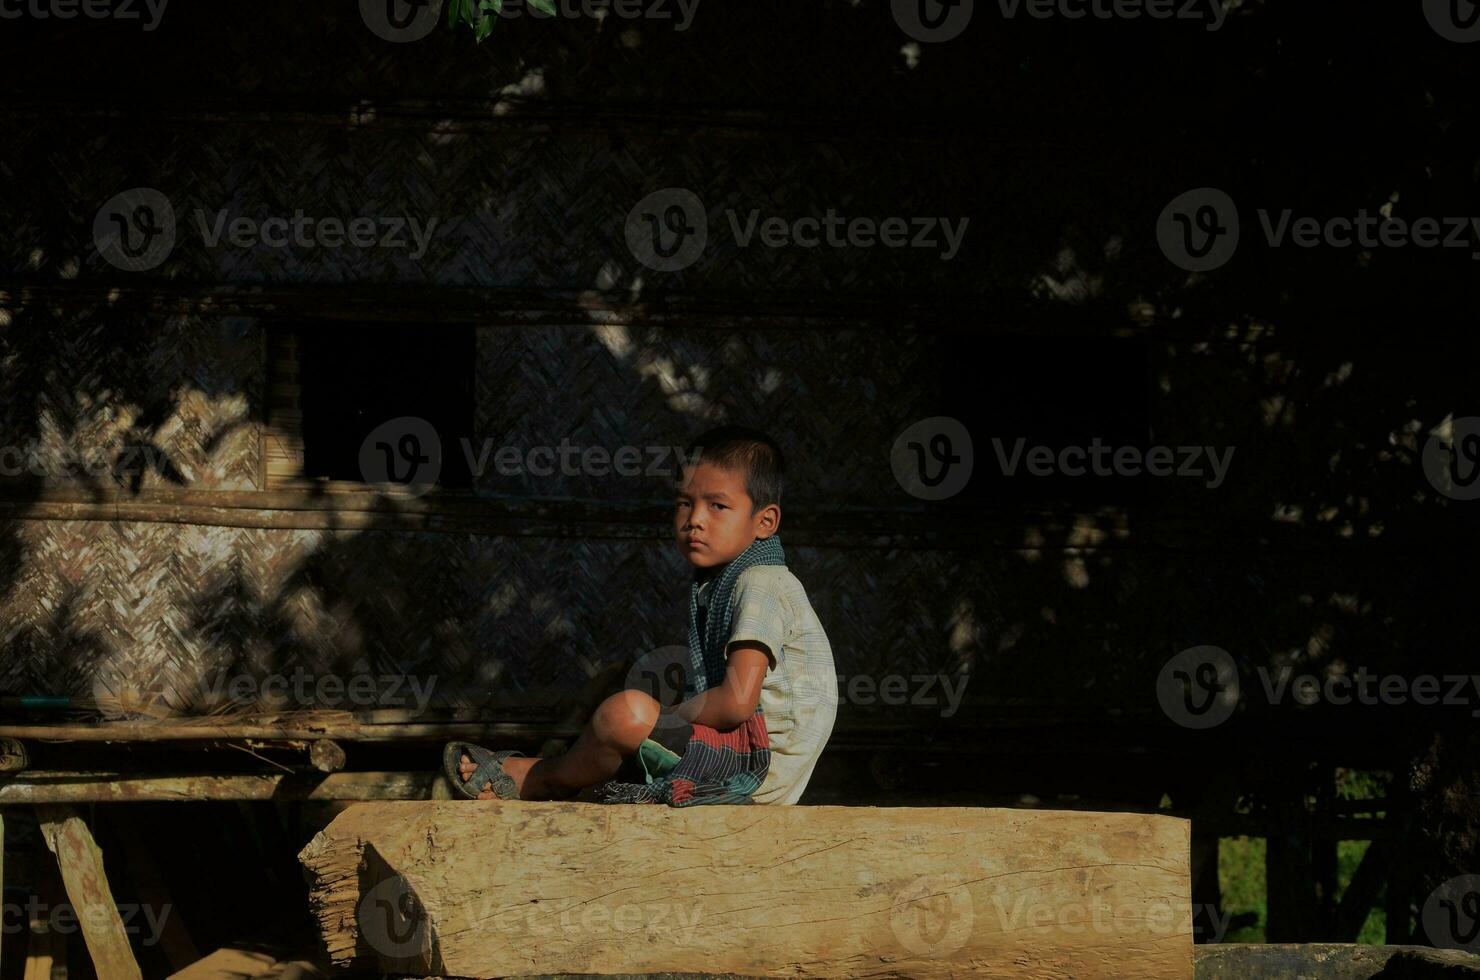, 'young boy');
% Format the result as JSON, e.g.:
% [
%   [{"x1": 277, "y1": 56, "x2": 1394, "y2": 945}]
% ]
[{"x1": 447, "y1": 425, "x2": 837, "y2": 805}]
